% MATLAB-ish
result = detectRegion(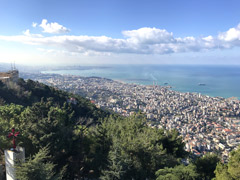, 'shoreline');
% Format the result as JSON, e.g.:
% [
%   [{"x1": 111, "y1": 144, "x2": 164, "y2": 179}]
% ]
[{"x1": 39, "y1": 68, "x2": 240, "y2": 100}]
